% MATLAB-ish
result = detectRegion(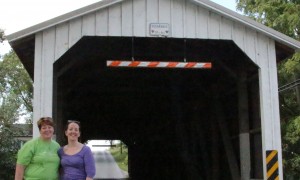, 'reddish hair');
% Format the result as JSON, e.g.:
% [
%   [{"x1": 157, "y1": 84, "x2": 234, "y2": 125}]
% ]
[{"x1": 37, "y1": 117, "x2": 54, "y2": 130}]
